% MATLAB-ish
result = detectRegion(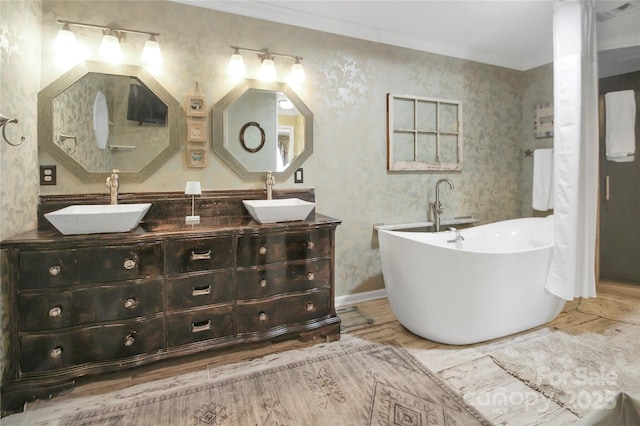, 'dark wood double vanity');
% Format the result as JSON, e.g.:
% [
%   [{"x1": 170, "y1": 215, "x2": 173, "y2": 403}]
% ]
[{"x1": 0, "y1": 189, "x2": 341, "y2": 415}]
